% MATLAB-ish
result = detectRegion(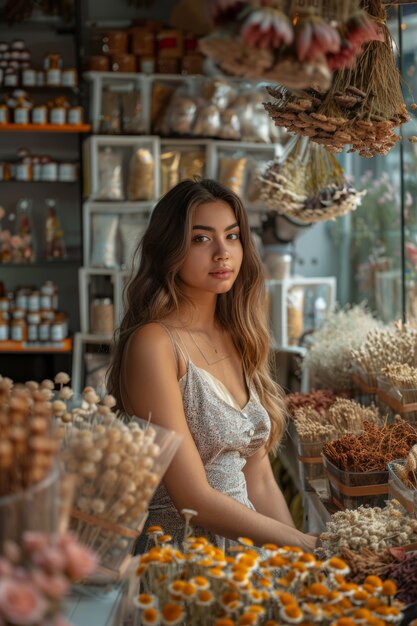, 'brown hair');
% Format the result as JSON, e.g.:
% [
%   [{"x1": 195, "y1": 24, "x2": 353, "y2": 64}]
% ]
[{"x1": 107, "y1": 179, "x2": 286, "y2": 449}]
